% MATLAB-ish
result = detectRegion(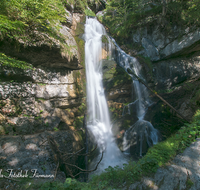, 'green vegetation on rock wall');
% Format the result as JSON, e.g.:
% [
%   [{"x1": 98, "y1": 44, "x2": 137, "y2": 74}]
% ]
[
  {"x1": 0, "y1": 0, "x2": 98, "y2": 64},
  {"x1": 0, "y1": 52, "x2": 33, "y2": 70},
  {"x1": 0, "y1": 0, "x2": 66, "y2": 42},
  {"x1": 103, "y1": 0, "x2": 200, "y2": 42}
]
